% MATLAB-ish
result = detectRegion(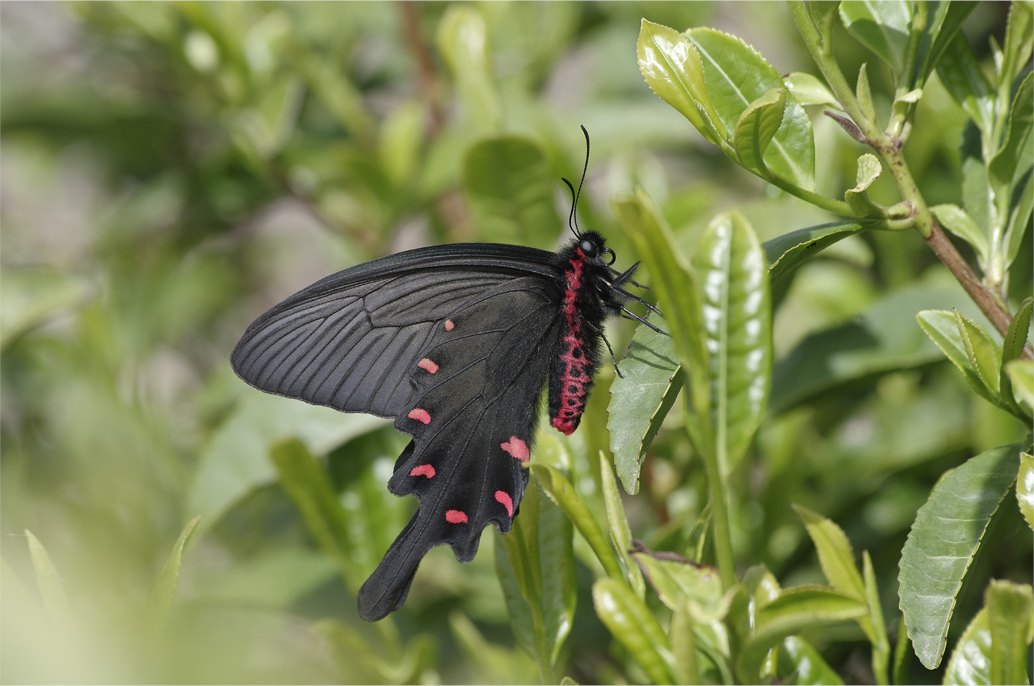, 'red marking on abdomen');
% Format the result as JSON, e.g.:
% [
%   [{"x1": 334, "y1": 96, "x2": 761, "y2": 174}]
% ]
[
  {"x1": 410, "y1": 464, "x2": 435, "y2": 478},
  {"x1": 408, "y1": 408, "x2": 431, "y2": 424},
  {"x1": 495, "y1": 491, "x2": 514, "y2": 517},
  {"x1": 552, "y1": 252, "x2": 590, "y2": 436},
  {"x1": 445, "y1": 509, "x2": 468, "y2": 524},
  {"x1": 444, "y1": 320, "x2": 455, "y2": 331},
  {"x1": 417, "y1": 358, "x2": 438, "y2": 373},
  {"x1": 501, "y1": 437, "x2": 530, "y2": 462}
]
